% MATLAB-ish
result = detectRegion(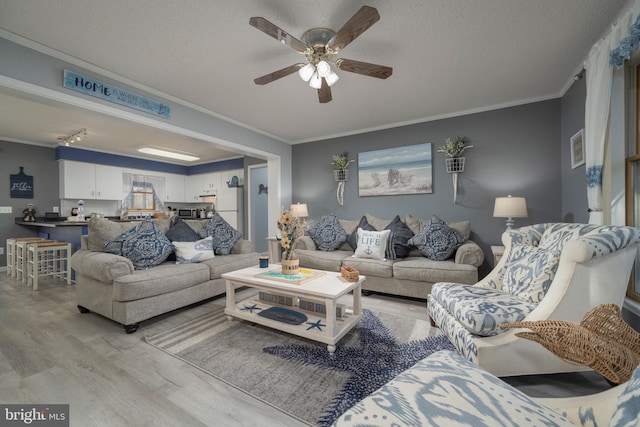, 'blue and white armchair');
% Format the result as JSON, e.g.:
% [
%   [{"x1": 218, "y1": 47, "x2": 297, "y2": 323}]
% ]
[{"x1": 427, "y1": 223, "x2": 640, "y2": 377}]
